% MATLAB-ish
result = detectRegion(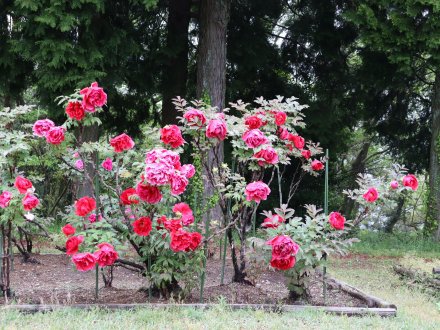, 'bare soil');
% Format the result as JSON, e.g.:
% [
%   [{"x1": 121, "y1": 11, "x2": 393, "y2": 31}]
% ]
[{"x1": 0, "y1": 254, "x2": 366, "y2": 307}]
